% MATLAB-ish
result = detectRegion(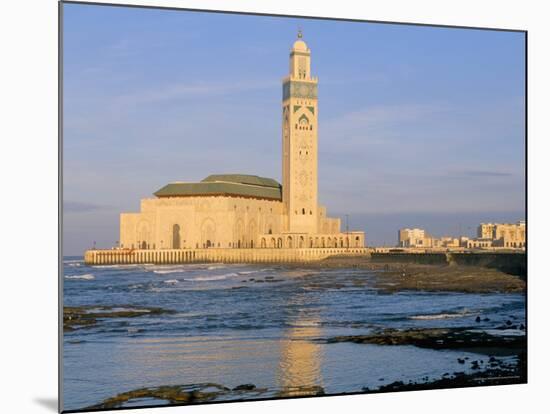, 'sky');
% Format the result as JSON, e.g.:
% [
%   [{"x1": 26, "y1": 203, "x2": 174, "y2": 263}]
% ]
[{"x1": 62, "y1": 3, "x2": 525, "y2": 255}]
